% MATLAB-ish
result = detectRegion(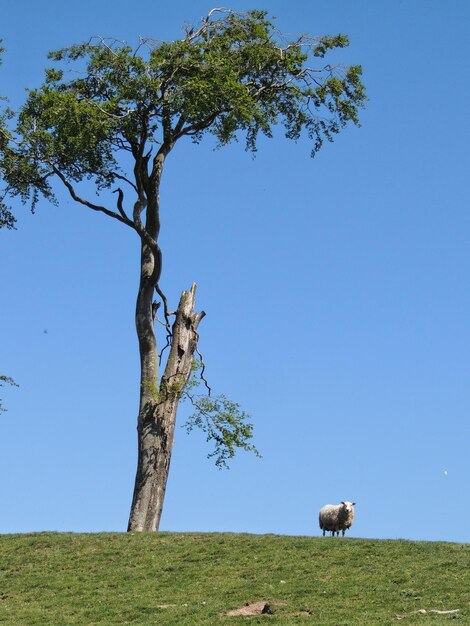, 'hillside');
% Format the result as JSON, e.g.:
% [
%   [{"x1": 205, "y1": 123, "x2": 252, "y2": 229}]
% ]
[{"x1": 0, "y1": 533, "x2": 468, "y2": 625}]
